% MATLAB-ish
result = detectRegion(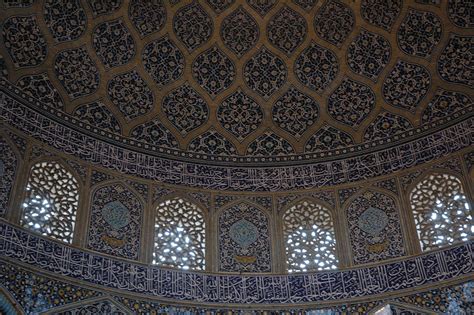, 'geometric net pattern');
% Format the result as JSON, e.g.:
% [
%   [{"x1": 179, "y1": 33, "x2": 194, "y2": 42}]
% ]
[
  {"x1": 153, "y1": 198, "x2": 205, "y2": 270},
  {"x1": 20, "y1": 161, "x2": 79, "y2": 243},
  {"x1": 283, "y1": 200, "x2": 338, "y2": 272},
  {"x1": 410, "y1": 173, "x2": 473, "y2": 251}
]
